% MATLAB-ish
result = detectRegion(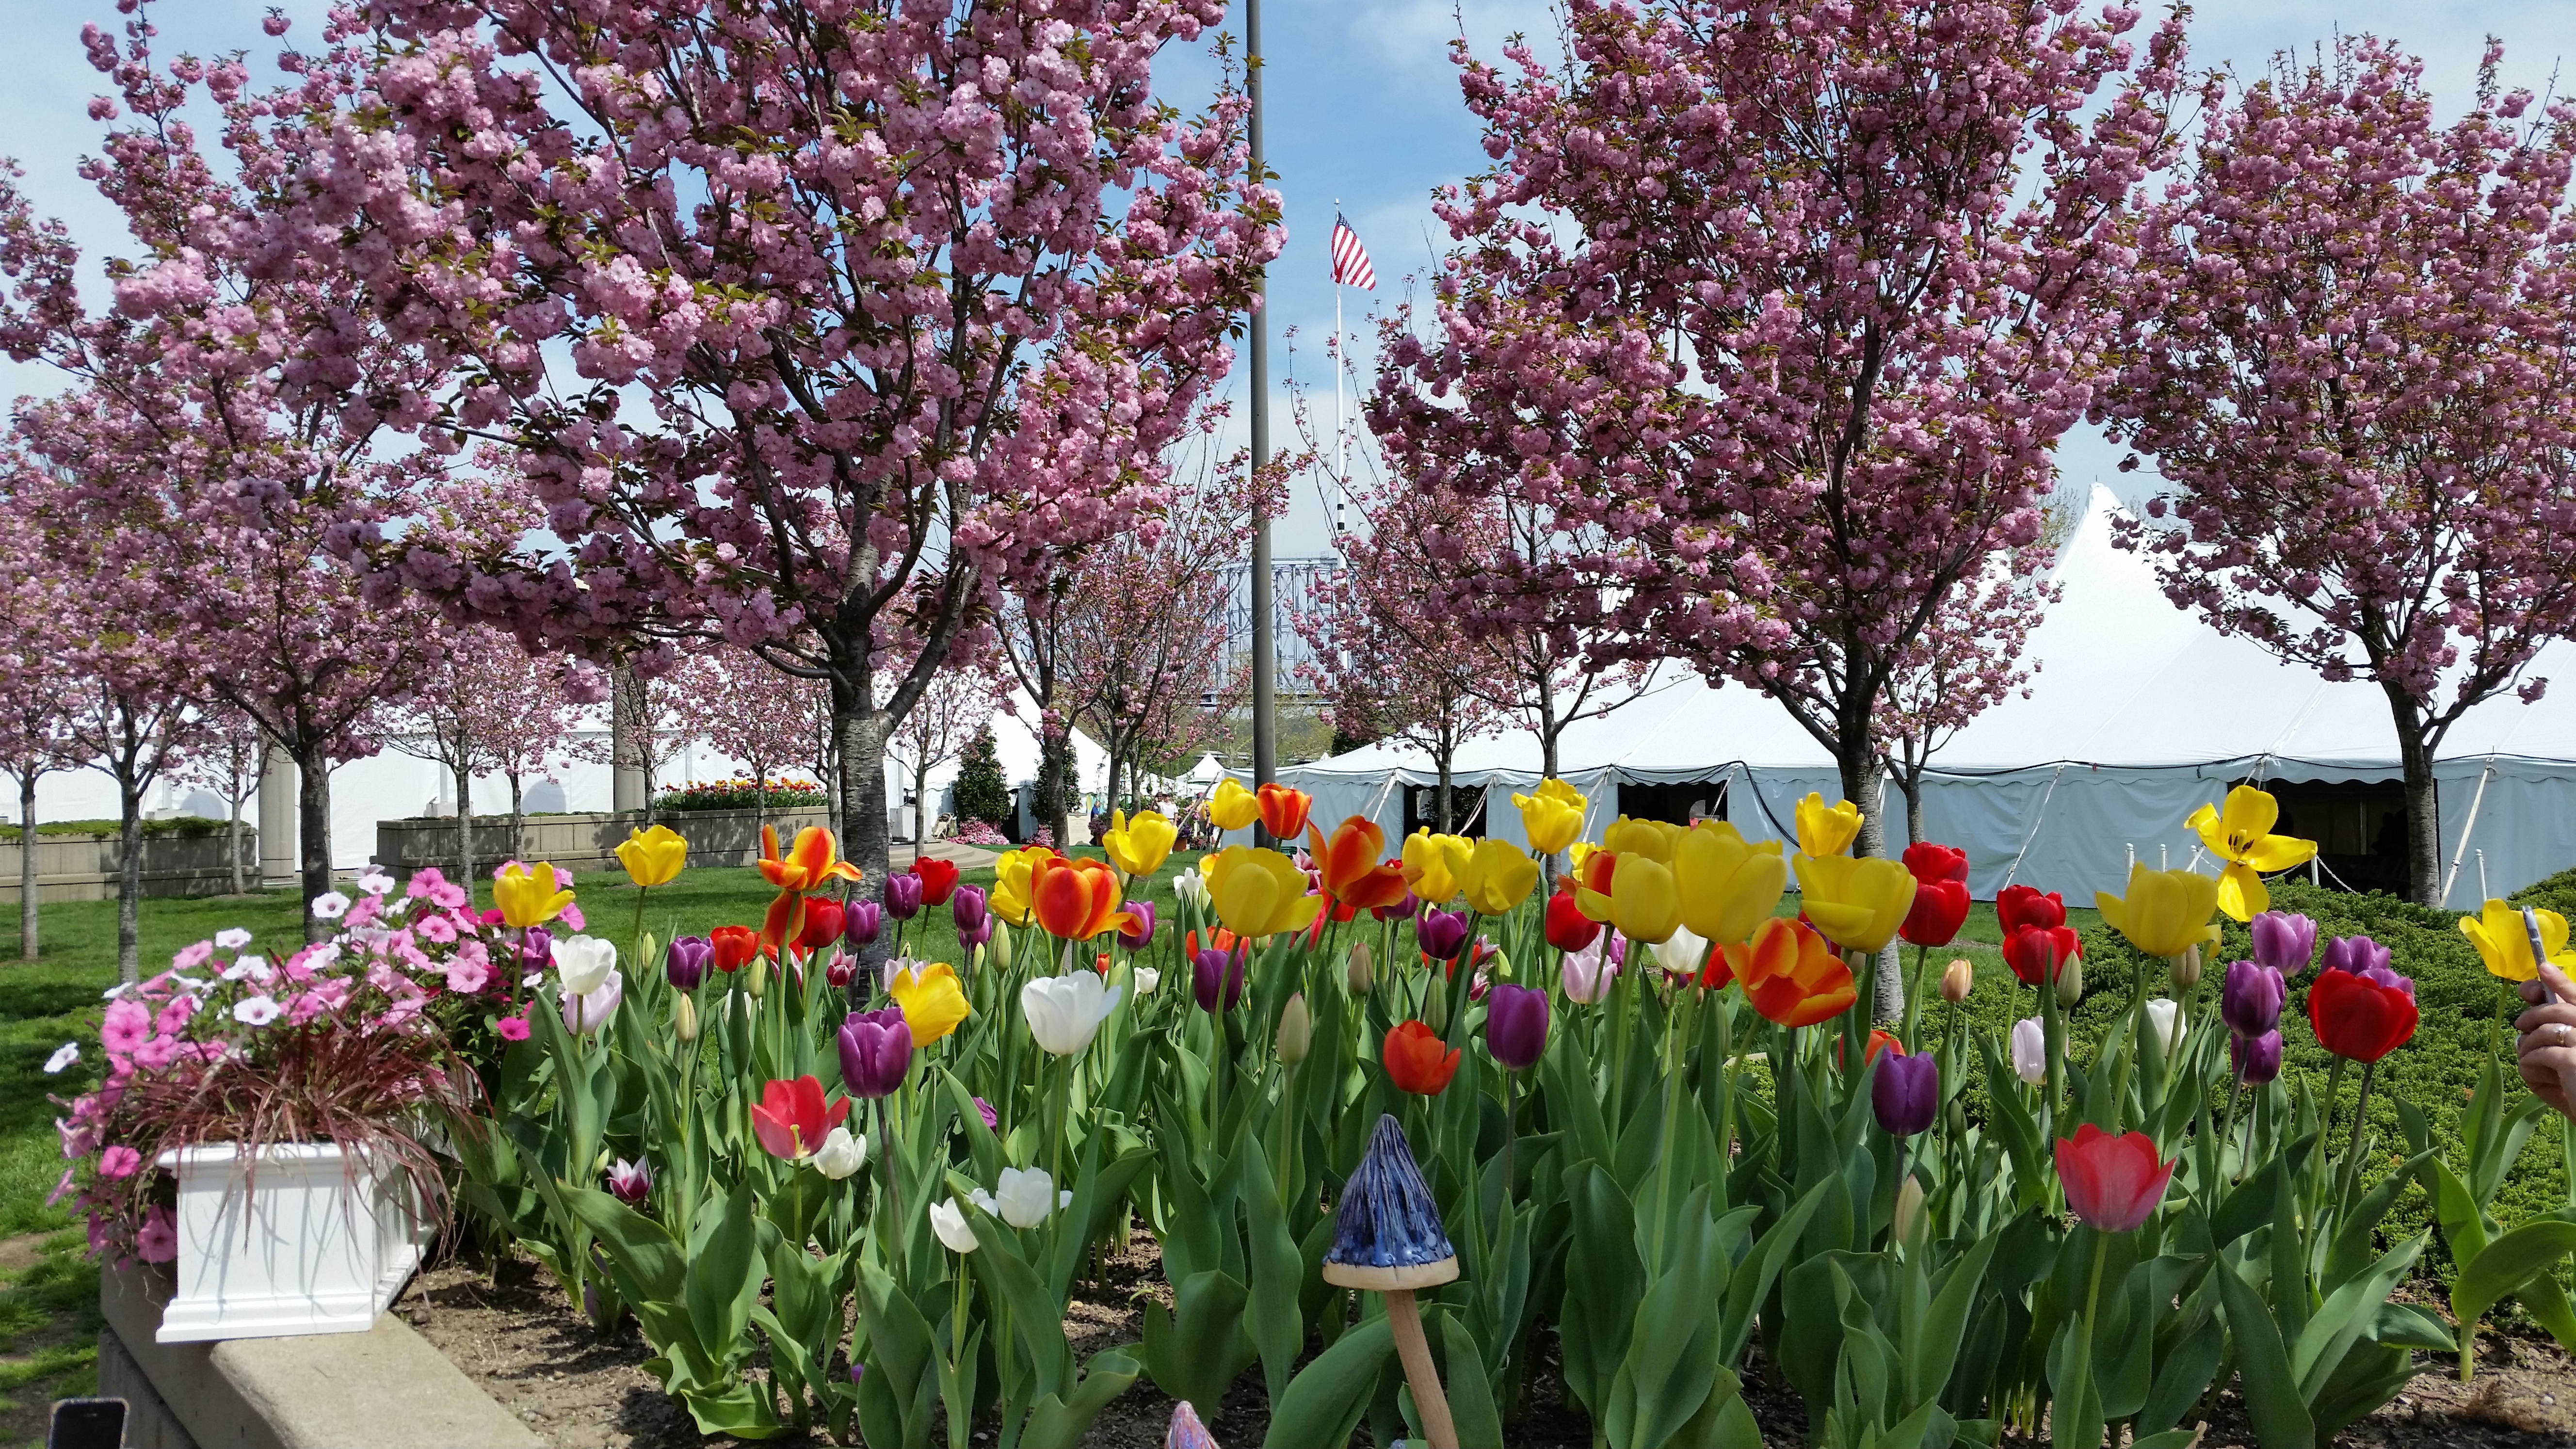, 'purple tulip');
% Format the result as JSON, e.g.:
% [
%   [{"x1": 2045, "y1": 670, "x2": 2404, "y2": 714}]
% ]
[
  {"x1": 664, "y1": 935, "x2": 713, "y2": 991},
  {"x1": 1871, "y1": 1051, "x2": 1939, "y2": 1137},
  {"x1": 519, "y1": 925, "x2": 554, "y2": 968},
  {"x1": 1416, "y1": 908, "x2": 1471, "y2": 962},
  {"x1": 2320, "y1": 934, "x2": 2413, "y2": 997},
  {"x1": 837, "y1": 1007, "x2": 913, "y2": 1099},
  {"x1": 2220, "y1": 961, "x2": 2285, "y2": 1036},
  {"x1": 974, "y1": 1096, "x2": 999, "y2": 1131},
  {"x1": 1192, "y1": 945, "x2": 1246, "y2": 1014},
  {"x1": 2231, "y1": 1029, "x2": 2284, "y2": 1084},
  {"x1": 2249, "y1": 912, "x2": 2317, "y2": 975},
  {"x1": 605, "y1": 1158, "x2": 651, "y2": 1206},
  {"x1": 883, "y1": 872, "x2": 923, "y2": 920},
  {"x1": 1118, "y1": 900, "x2": 1158, "y2": 952},
  {"x1": 848, "y1": 1362, "x2": 866, "y2": 1387},
  {"x1": 1484, "y1": 982, "x2": 1549, "y2": 1071},
  {"x1": 952, "y1": 885, "x2": 990, "y2": 945},
  {"x1": 844, "y1": 899, "x2": 883, "y2": 948},
  {"x1": 1371, "y1": 890, "x2": 1417, "y2": 922}
]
